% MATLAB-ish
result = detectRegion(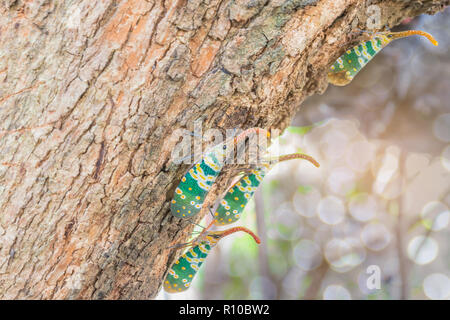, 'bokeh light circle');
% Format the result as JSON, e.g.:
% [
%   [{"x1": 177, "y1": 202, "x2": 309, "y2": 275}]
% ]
[
  {"x1": 327, "y1": 167, "x2": 356, "y2": 196},
  {"x1": 292, "y1": 187, "x2": 321, "y2": 218},
  {"x1": 318, "y1": 196, "x2": 345, "y2": 225},
  {"x1": 324, "y1": 238, "x2": 366, "y2": 272},
  {"x1": 320, "y1": 130, "x2": 350, "y2": 160},
  {"x1": 349, "y1": 193, "x2": 377, "y2": 222},
  {"x1": 360, "y1": 222, "x2": 391, "y2": 251},
  {"x1": 273, "y1": 202, "x2": 304, "y2": 240},
  {"x1": 292, "y1": 239, "x2": 322, "y2": 271},
  {"x1": 423, "y1": 273, "x2": 450, "y2": 300},
  {"x1": 323, "y1": 285, "x2": 352, "y2": 300},
  {"x1": 407, "y1": 236, "x2": 439, "y2": 265},
  {"x1": 421, "y1": 201, "x2": 449, "y2": 231}
]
